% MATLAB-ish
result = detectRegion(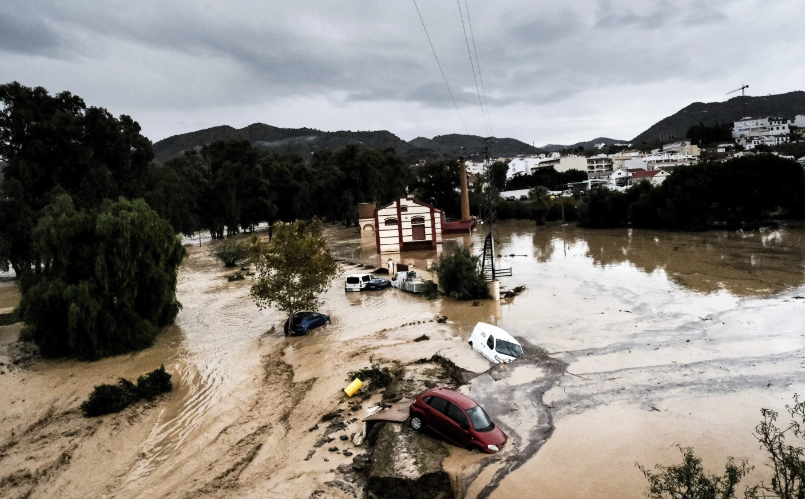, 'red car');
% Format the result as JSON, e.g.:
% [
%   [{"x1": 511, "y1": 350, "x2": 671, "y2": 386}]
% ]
[{"x1": 409, "y1": 387, "x2": 507, "y2": 453}]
